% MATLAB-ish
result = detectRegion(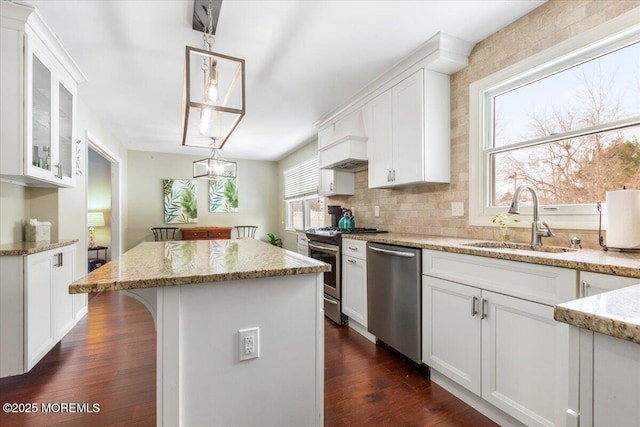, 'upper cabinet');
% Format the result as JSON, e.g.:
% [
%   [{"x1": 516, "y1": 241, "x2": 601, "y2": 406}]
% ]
[
  {"x1": 315, "y1": 32, "x2": 474, "y2": 190},
  {"x1": 367, "y1": 69, "x2": 450, "y2": 188},
  {"x1": 0, "y1": 2, "x2": 86, "y2": 188}
]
